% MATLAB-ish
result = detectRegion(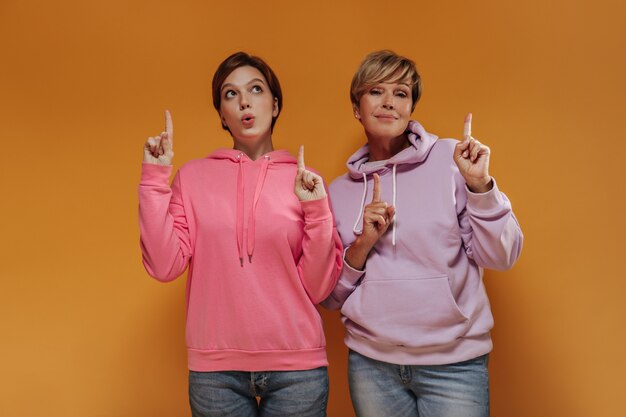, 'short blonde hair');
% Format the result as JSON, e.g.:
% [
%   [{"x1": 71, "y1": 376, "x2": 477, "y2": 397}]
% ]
[{"x1": 350, "y1": 50, "x2": 421, "y2": 111}]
